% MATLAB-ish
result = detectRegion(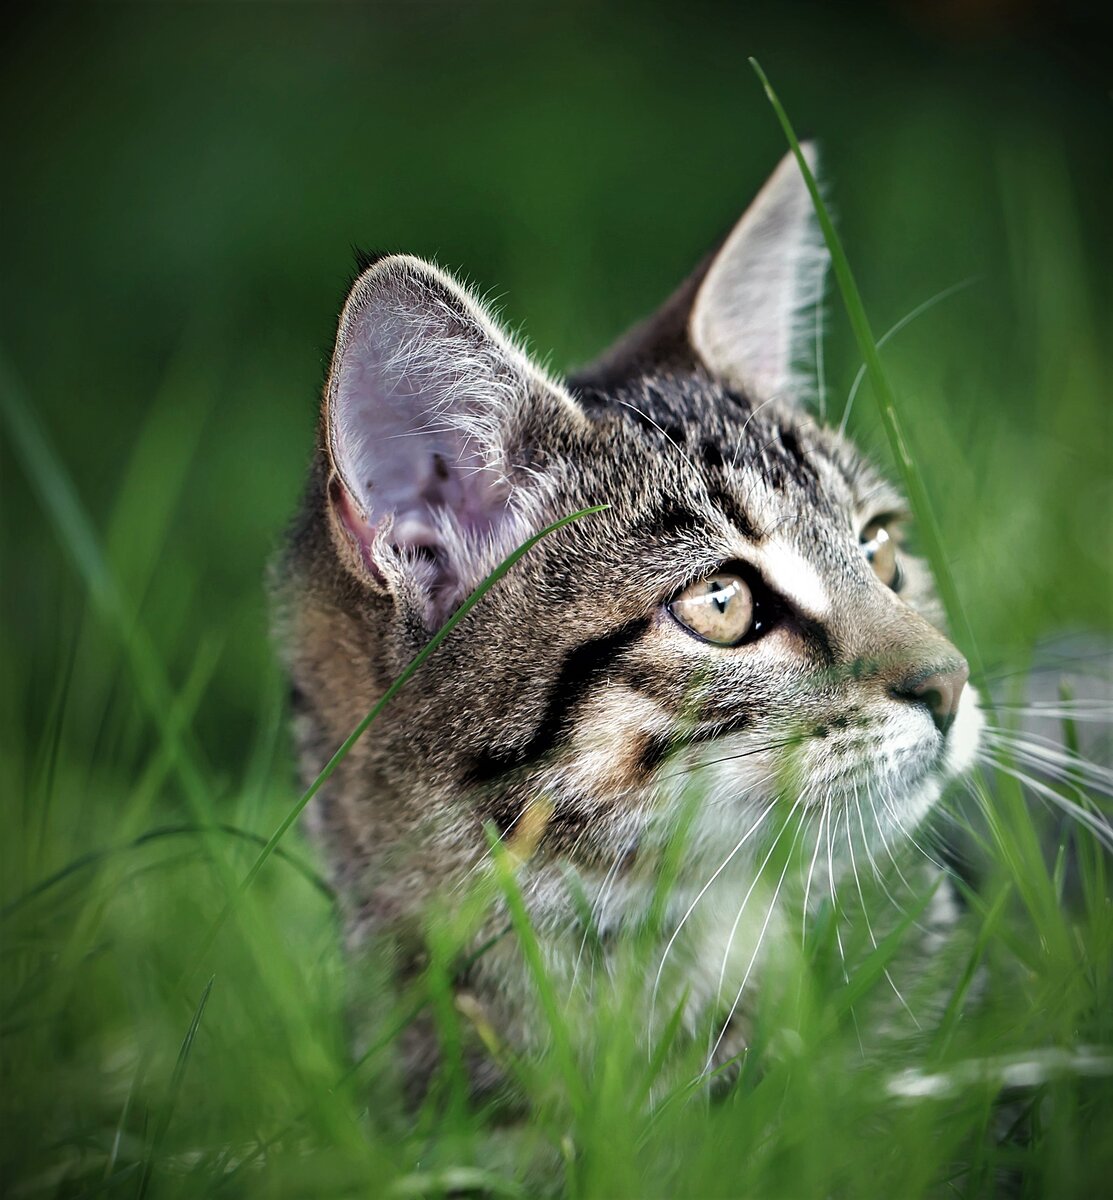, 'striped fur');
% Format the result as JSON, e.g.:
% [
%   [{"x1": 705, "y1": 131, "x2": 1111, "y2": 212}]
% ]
[{"x1": 272, "y1": 150, "x2": 982, "y2": 1096}]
